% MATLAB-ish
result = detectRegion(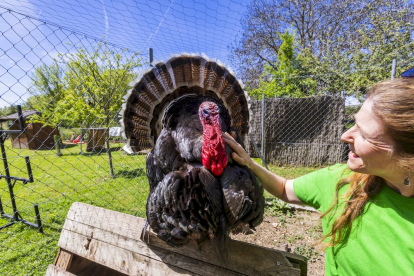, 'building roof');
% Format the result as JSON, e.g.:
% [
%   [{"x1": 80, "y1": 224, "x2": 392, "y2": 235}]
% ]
[{"x1": 0, "y1": 110, "x2": 41, "y2": 122}]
